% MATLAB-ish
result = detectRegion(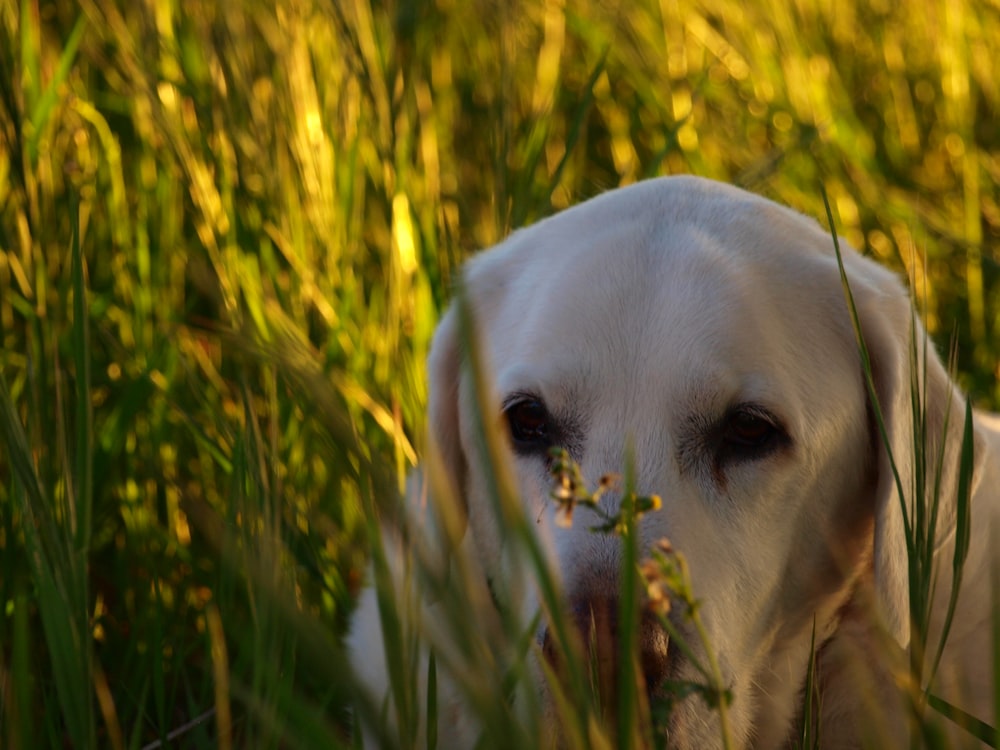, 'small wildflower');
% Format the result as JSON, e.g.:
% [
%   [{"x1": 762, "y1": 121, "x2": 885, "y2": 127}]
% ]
[
  {"x1": 654, "y1": 537, "x2": 673, "y2": 555},
  {"x1": 555, "y1": 502, "x2": 575, "y2": 528},
  {"x1": 551, "y1": 474, "x2": 574, "y2": 502},
  {"x1": 547, "y1": 447, "x2": 606, "y2": 529},
  {"x1": 596, "y1": 473, "x2": 620, "y2": 493},
  {"x1": 546, "y1": 449, "x2": 664, "y2": 535},
  {"x1": 635, "y1": 493, "x2": 662, "y2": 519},
  {"x1": 640, "y1": 557, "x2": 673, "y2": 617}
]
